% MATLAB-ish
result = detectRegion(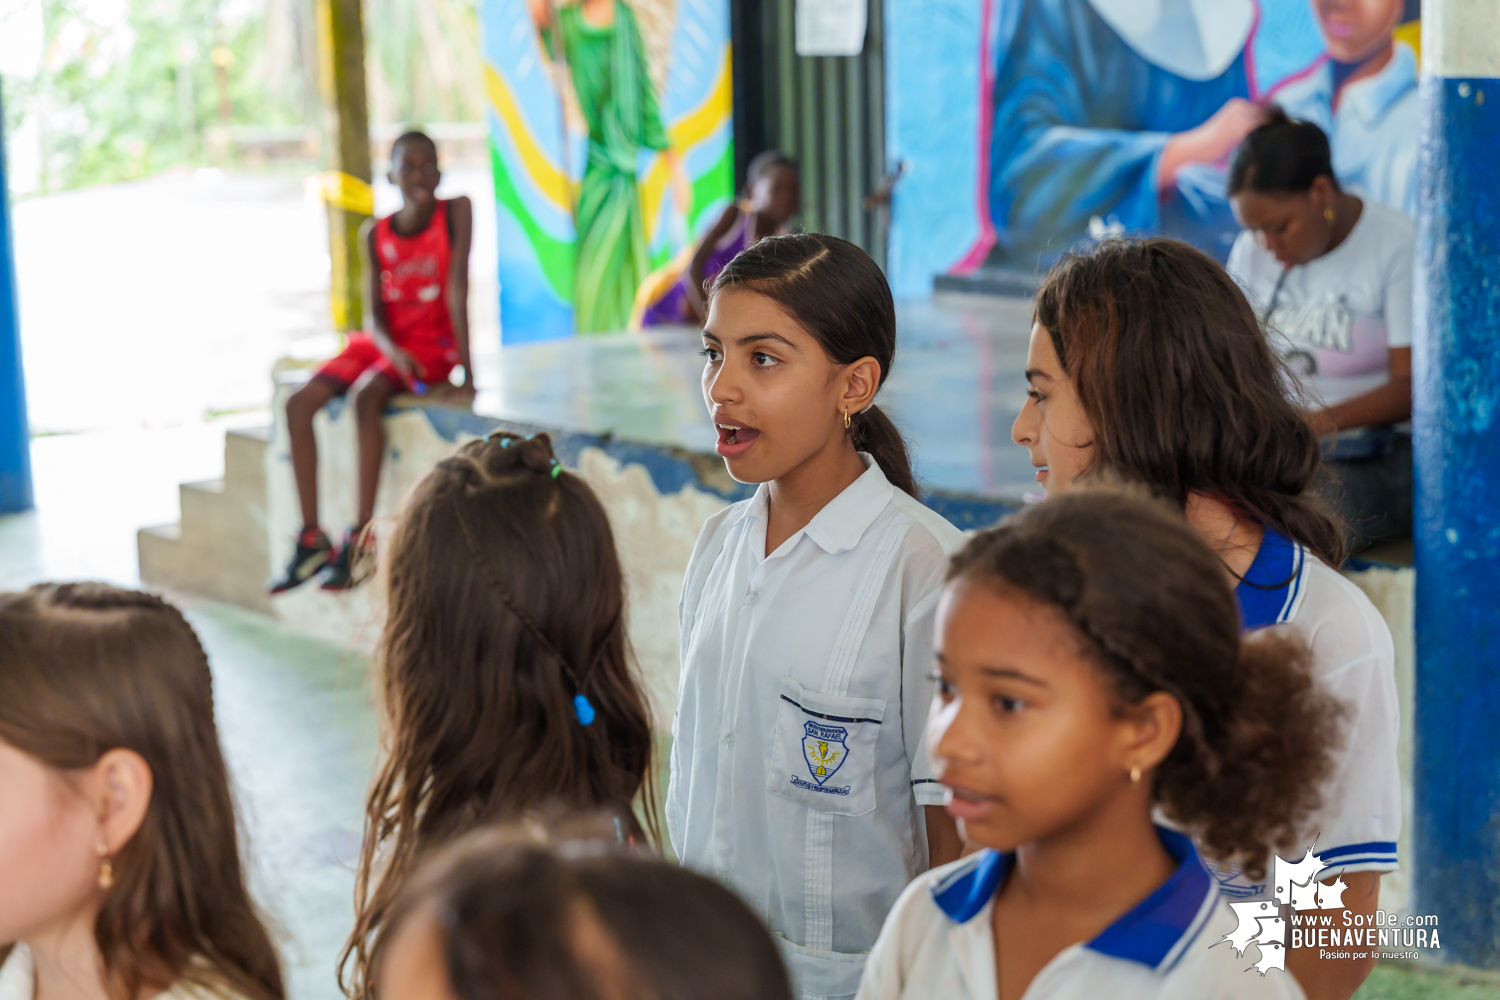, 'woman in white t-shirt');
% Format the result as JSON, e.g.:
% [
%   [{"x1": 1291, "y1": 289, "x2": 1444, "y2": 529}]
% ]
[
  {"x1": 1226, "y1": 109, "x2": 1414, "y2": 551},
  {"x1": 1011, "y1": 238, "x2": 1399, "y2": 1000}
]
